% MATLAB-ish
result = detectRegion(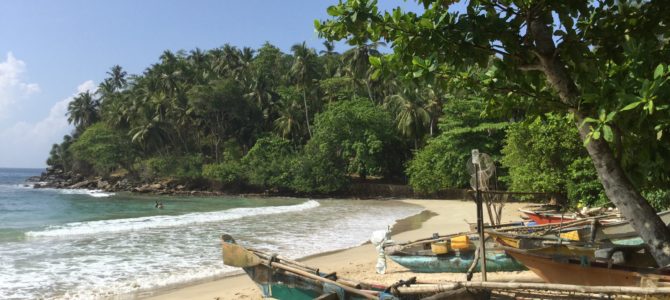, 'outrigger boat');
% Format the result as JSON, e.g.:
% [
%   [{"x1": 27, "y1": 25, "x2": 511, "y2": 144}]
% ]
[
  {"x1": 221, "y1": 234, "x2": 670, "y2": 299},
  {"x1": 385, "y1": 233, "x2": 525, "y2": 273},
  {"x1": 503, "y1": 245, "x2": 669, "y2": 287},
  {"x1": 518, "y1": 209, "x2": 578, "y2": 225},
  {"x1": 594, "y1": 210, "x2": 670, "y2": 241},
  {"x1": 222, "y1": 234, "x2": 398, "y2": 300}
]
